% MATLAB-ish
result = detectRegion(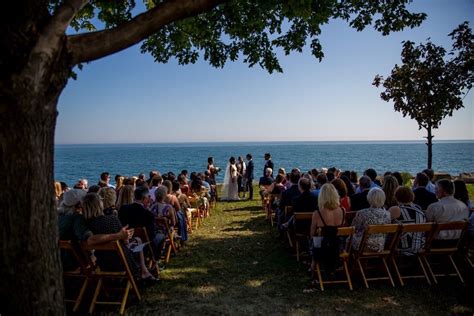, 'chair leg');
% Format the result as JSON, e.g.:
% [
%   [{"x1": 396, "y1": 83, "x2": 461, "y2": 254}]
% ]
[
  {"x1": 315, "y1": 263, "x2": 324, "y2": 291},
  {"x1": 73, "y1": 277, "x2": 89, "y2": 312},
  {"x1": 165, "y1": 243, "x2": 172, "y2": 264},
  {"x1": 296, "y1": 241, "x2": 300, "y2": 262},
  {"x1": 287, "y1": 231, "x2": 293, "y2": 248},
  {"x1": 417, "y1": 255, "x2": 431, "y2": 286},
  {"x1": 89, "y1": 278, "x2": 102, "y2": 314},
  {"x1": 119, "y1": 281, "x2": 131, "y2": 316},
  {"x1": 423, "y1": 256, "x2": 437, "y2": 284},
  {"x1": 382, "y1": 258, "x2": 395, "y2": 287},
  {"x1": 391, "y1": 256, "x2": 404, "y2": 286},
  {"x1": 449, "y1": 255, "x2": 465, "y2": 284},
  {"x1": 343, "y1": 261, "x2": 353, "y2": 290},
  {"x1": 357, "y1": 259, "x2": 369, "y2": 289}
]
